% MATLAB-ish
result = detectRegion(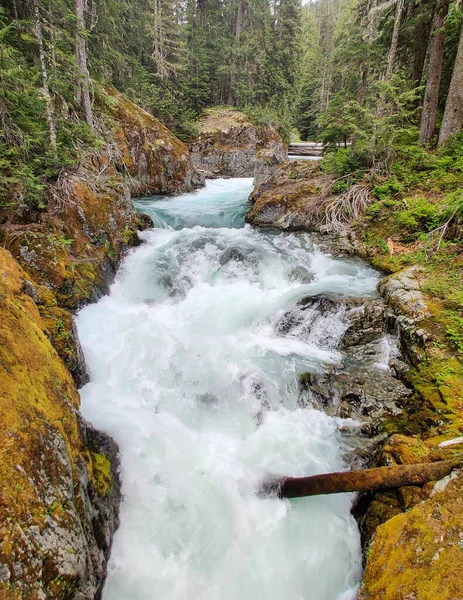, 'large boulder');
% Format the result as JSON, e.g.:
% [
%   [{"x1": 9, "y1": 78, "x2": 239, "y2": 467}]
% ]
[
  {"x1": 246, "y1": 160, "x2": 364, "y2": 255},
  {"x1": 378, "y1": 266, "x2": 432, "y2": 365},
  {"x1": 189, "y1": 108, "x2": 287, "y2": 180},
  {"x1": 104, "y1": 86, "x2": 204, "y2": 194},
  {"x1": 246, "y1": 159, "x2": 326, "y2": 227}
]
